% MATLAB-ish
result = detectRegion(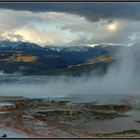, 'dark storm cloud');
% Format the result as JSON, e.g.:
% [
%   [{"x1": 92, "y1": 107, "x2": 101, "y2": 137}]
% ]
[{"x1": 0, "y1": 2, "x2": 140, "y2": 21}]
